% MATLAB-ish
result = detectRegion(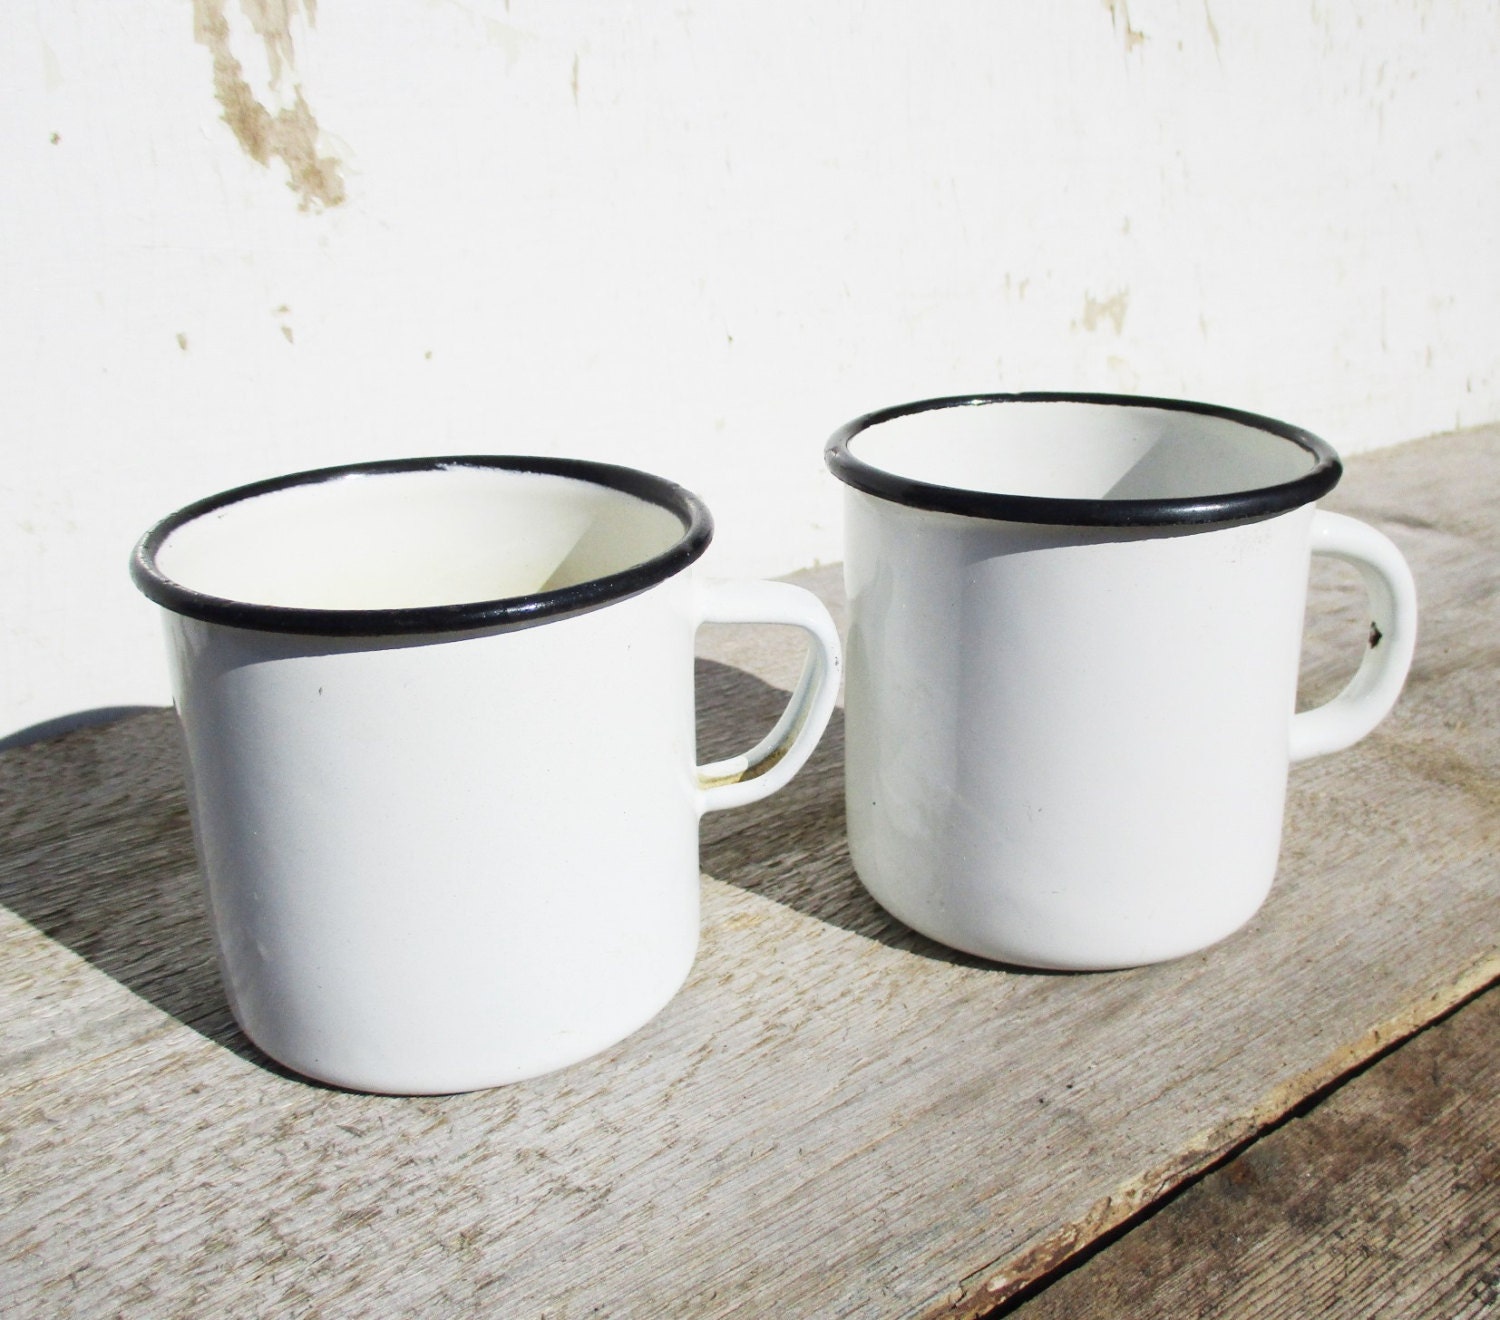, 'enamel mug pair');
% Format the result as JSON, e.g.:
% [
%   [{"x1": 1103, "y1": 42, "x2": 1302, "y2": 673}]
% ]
[
  {"x1": 826, "y1": 393, "x2": 1418, "y2": 971},
  {"x1": 133, "y1": 458, "x2": 841, "y2": 1094},
  {"x1": 134, "y1": 395, "x2": 1418, "y2": 1091}
]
